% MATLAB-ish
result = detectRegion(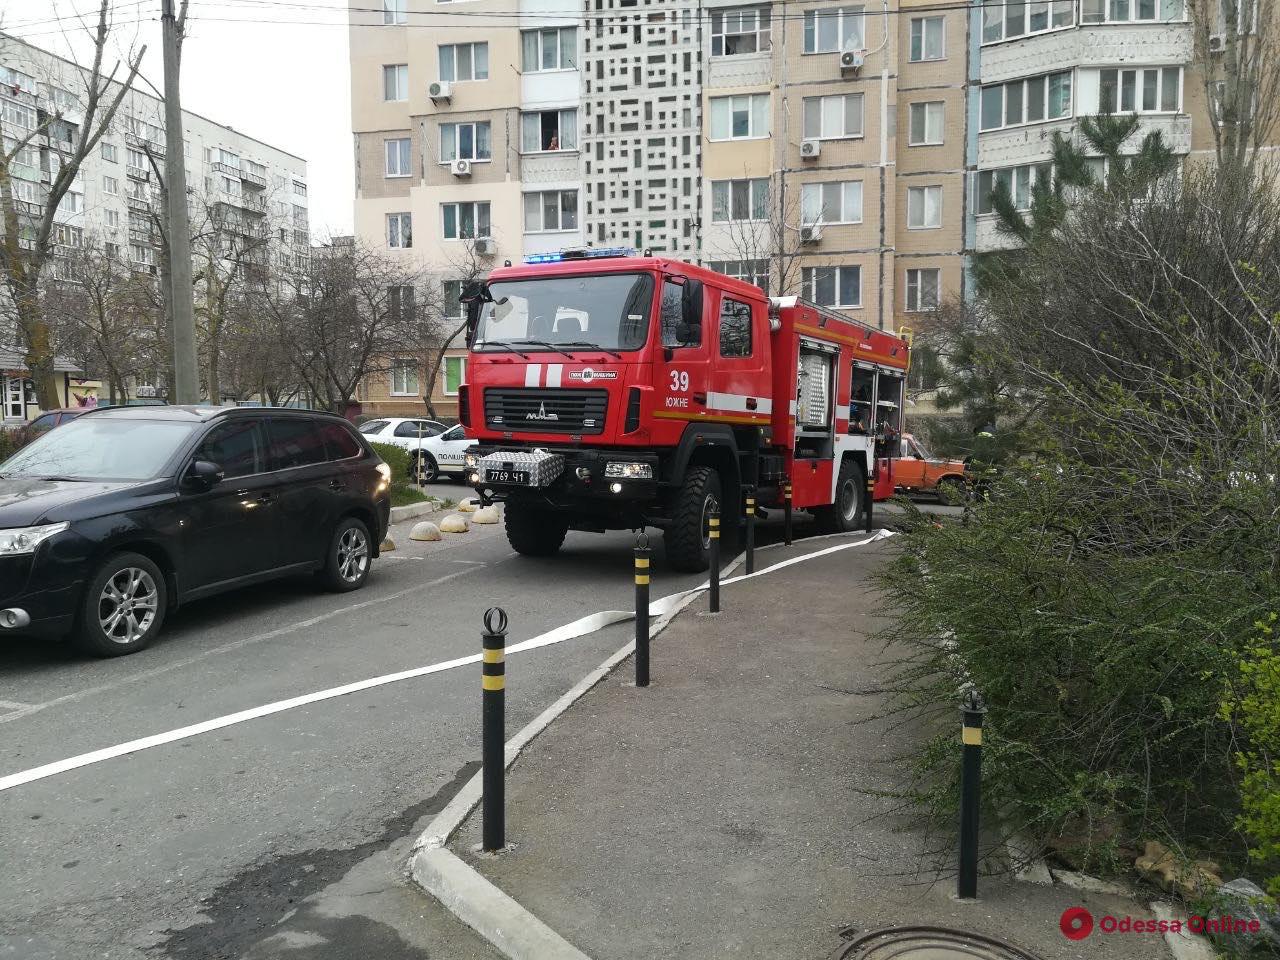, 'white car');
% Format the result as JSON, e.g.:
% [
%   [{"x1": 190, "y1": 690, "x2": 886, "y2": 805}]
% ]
[
  {"x1": 358, "y1": 417, "x2": 446, "y2": 449},
  {"x1": 416, "y1": 424, "x2": 475, "y2": 482}
]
